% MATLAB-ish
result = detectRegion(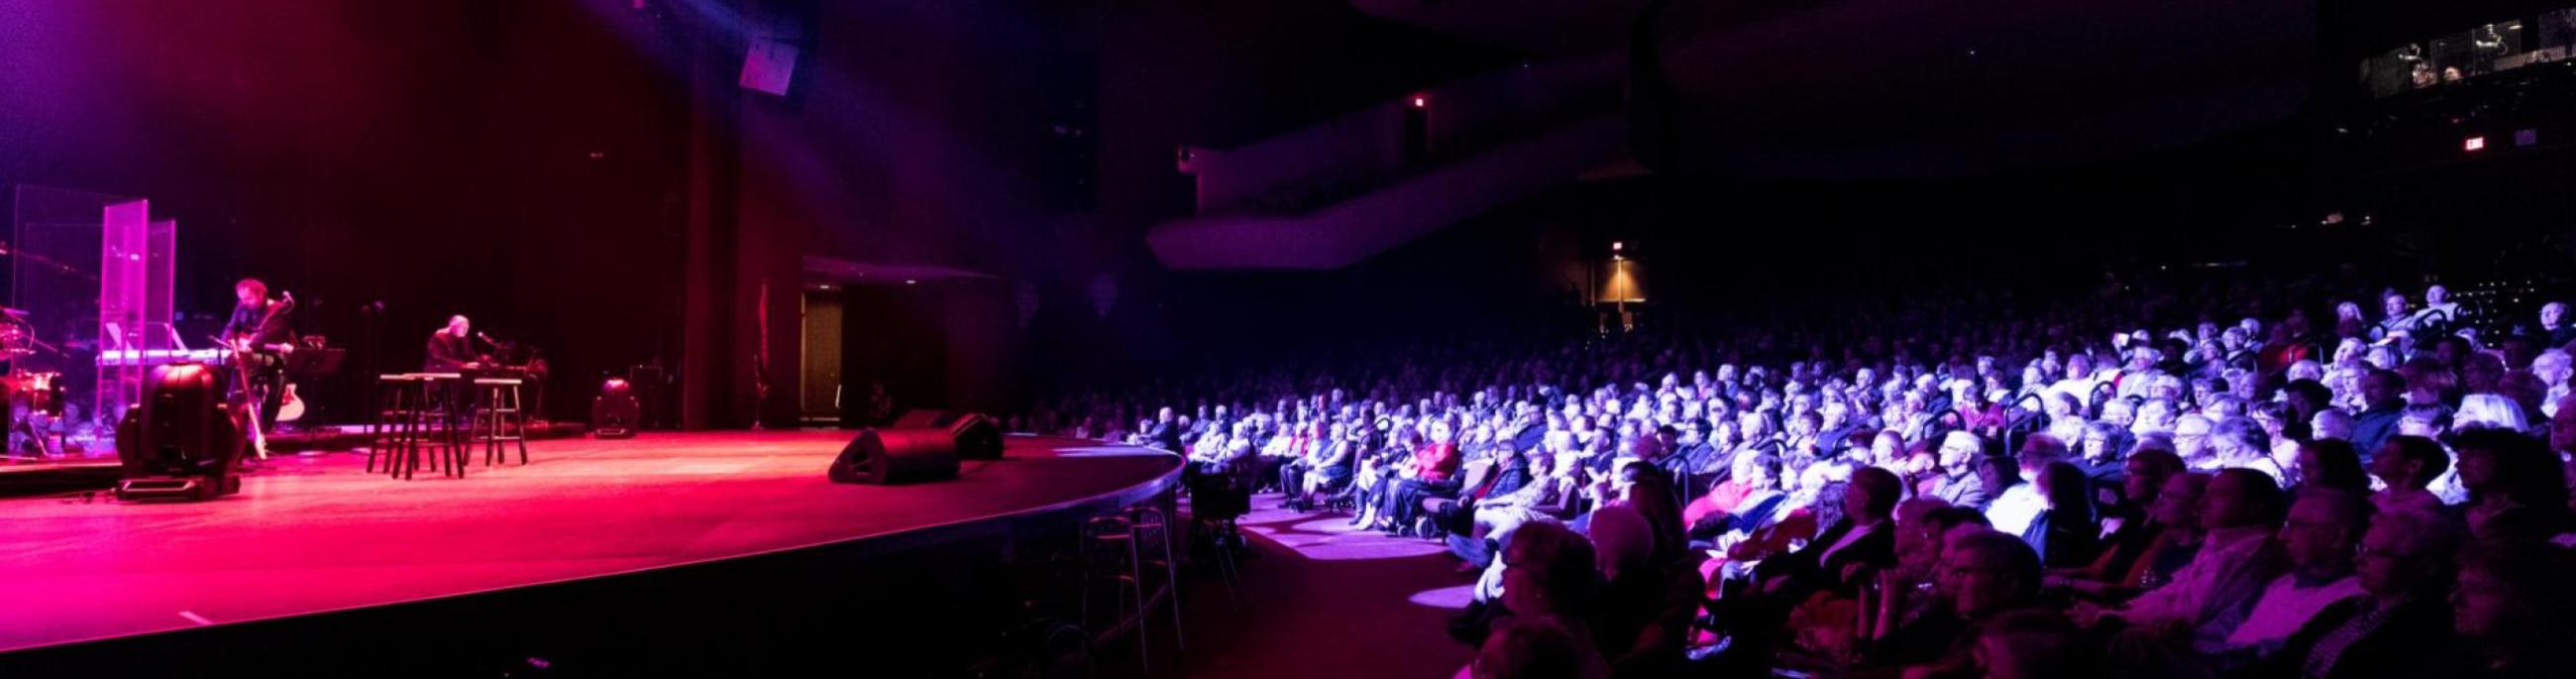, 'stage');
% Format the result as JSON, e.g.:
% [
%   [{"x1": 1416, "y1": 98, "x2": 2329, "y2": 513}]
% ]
[{"x1": 0, "y1": 431, "x2": 1180, "y2": 674}]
